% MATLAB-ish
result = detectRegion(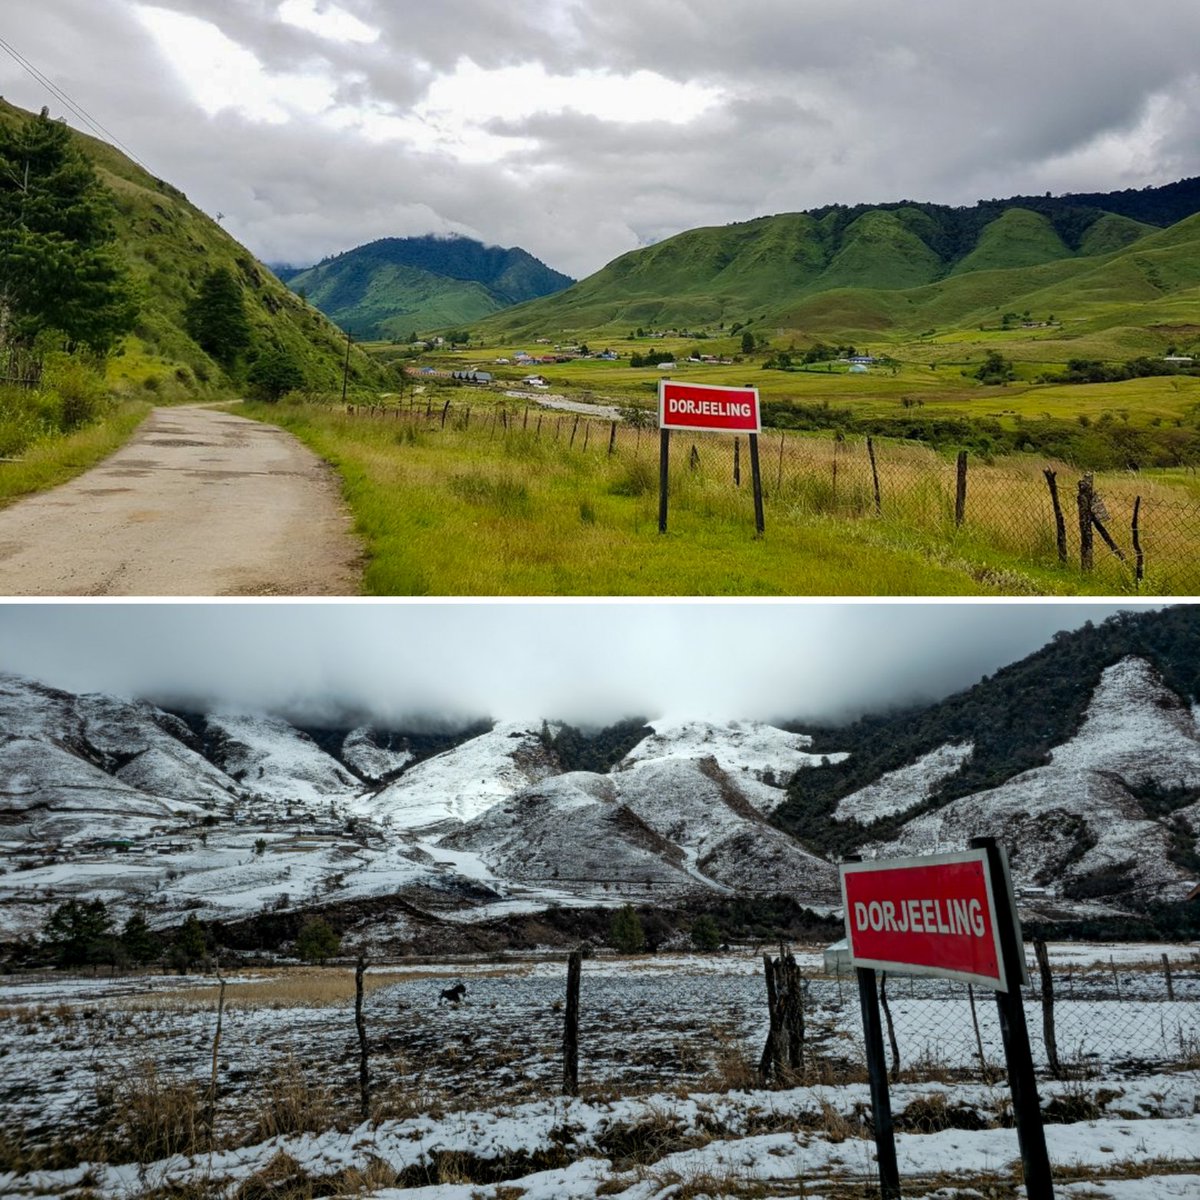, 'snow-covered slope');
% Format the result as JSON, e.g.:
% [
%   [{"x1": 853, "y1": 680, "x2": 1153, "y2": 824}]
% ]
[
  {"x1": 832, "y1": 742, "x2": 973, "y2": 824},
  {"x1": 339, "y1": 727, "x2": 413, "y2": 783},
  {"x1": 872, "y1": 658, "x2": 1200, "y2": 899},
  {"x1": 356, "y1": 722, "x2": 560, "y2": 829},
  {"x1": 623, "y1": 718, "x2": 845, "y2": 808},
  {"x1": 201, "y1": 711, "x2": 361, "y2": 805}
]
